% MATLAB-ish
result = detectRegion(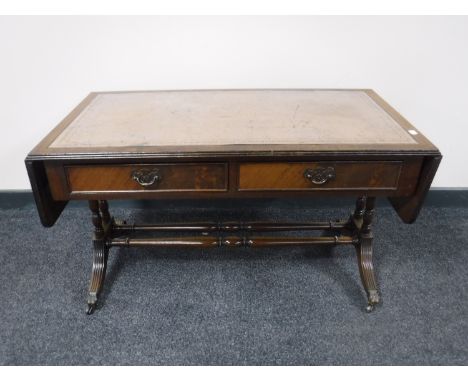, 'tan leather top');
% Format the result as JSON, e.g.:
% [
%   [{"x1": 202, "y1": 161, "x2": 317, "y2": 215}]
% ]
[{"x1": 50, "y1": 90, "x2": 416, "y2": 148}]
